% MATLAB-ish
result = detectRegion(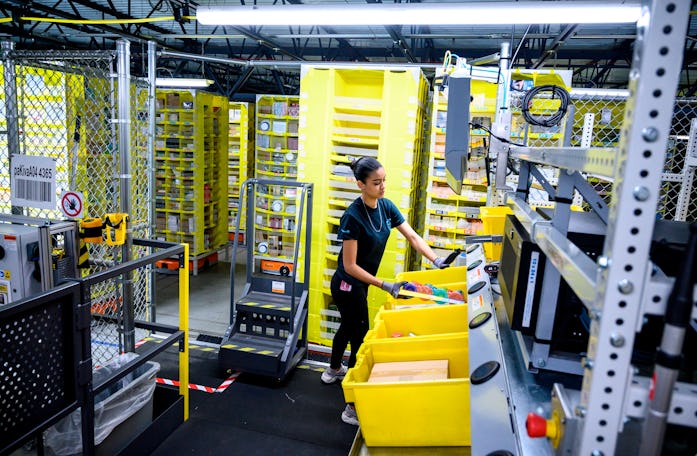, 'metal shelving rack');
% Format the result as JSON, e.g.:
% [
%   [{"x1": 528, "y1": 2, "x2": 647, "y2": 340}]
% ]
[{"x1": 480, "y1": 1, "x2": 694, "y2": 454}]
